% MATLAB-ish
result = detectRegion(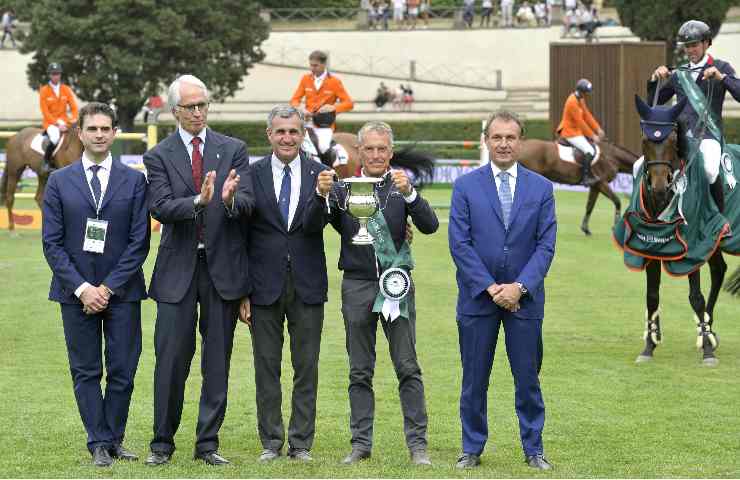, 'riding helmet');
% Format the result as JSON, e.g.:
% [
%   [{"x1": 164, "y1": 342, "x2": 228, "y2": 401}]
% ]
[
  {"x1": 575, "y1": 78, "x2": 593, "y2": 93},
  {"x1": 47, "y1": 62, "x2": 63, "y2": 74},
  {"x1": 676, "y1": 20, "x2": 712, "y2": 46}
]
